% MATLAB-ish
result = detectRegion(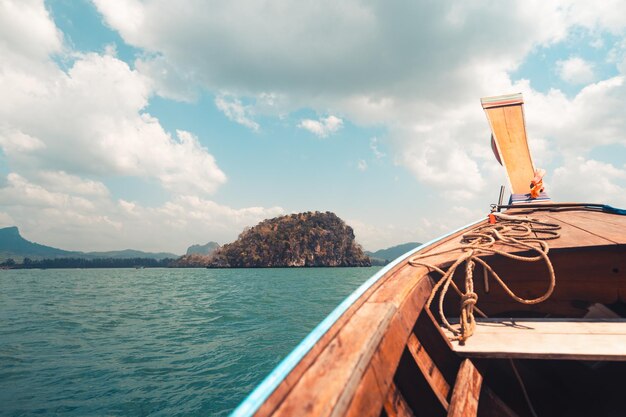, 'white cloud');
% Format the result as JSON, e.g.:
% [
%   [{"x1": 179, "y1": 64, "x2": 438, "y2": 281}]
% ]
[
  {"x1": 5, "y1": 0, "x2": 626, "y2": 252},
  {"x1": 87, "y1": 0, "x2": 567, "y2": 195},
  {"x1": 0, "y1": 0, "x2": 63, "y2": 65},
  {"x1": 34, "y1": 171, "x2": 110, "y2": 197},
  {"x1": 0, "y1": 211, "x2": 15, "y2": 228},
  {"x1": 0, "y1": 173, "x2": 285, "y2": 253},
  {"x1": 562, "y1": 0, "x2": 626, "y2": 34},
  {"x1": 0, "y1": 0, "x2": 242, "y2": 252},
  {"x1": 93, "y1": 1, "x2": 569, "y2": 101},
  {"x1": 0, "y1": 39, "x2": 227, "y2": 195},
  {"x1": 357, "y1": 160, "x2": 368, "y2": 171},
  {"x1": 94, "y1": 0, "x2": 144, "y2": 40},
  {"x1": 0, "y1": 173, "x2": 96, "y2": 212},
  {"x1": 0, "y1": 129, "x2": 45, "y2": 154},
  {"x1": 89, "y1": 0, "x2": 626, "y2": 244},
  {"x1": 398, "y1": 128, "x2": 486, "y2": 193},
  {"x1": 551, "y1": 157, "x2": 626, "y2": 206},
  {"x1": 524, "y1": 77, "x2": 626, "y2": 155},
  {"x1": 370, "y1": 137, "x2": 386, "y2": 159},
  {"x1": 135, "y1": 55, "x2": 198, "y2": 102},
  {"x1": 348, "y1": 219, "x2": 414, "y2": 251},
  {"x1": 556, "y1": 56, "x2": 595, "y2": 84},
  {"x1": 215, "y1": 94, "x2": 260, "y2": 131},
  {"x1": 298, "y1": 115, "x2": 343, "y2": 137}
]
